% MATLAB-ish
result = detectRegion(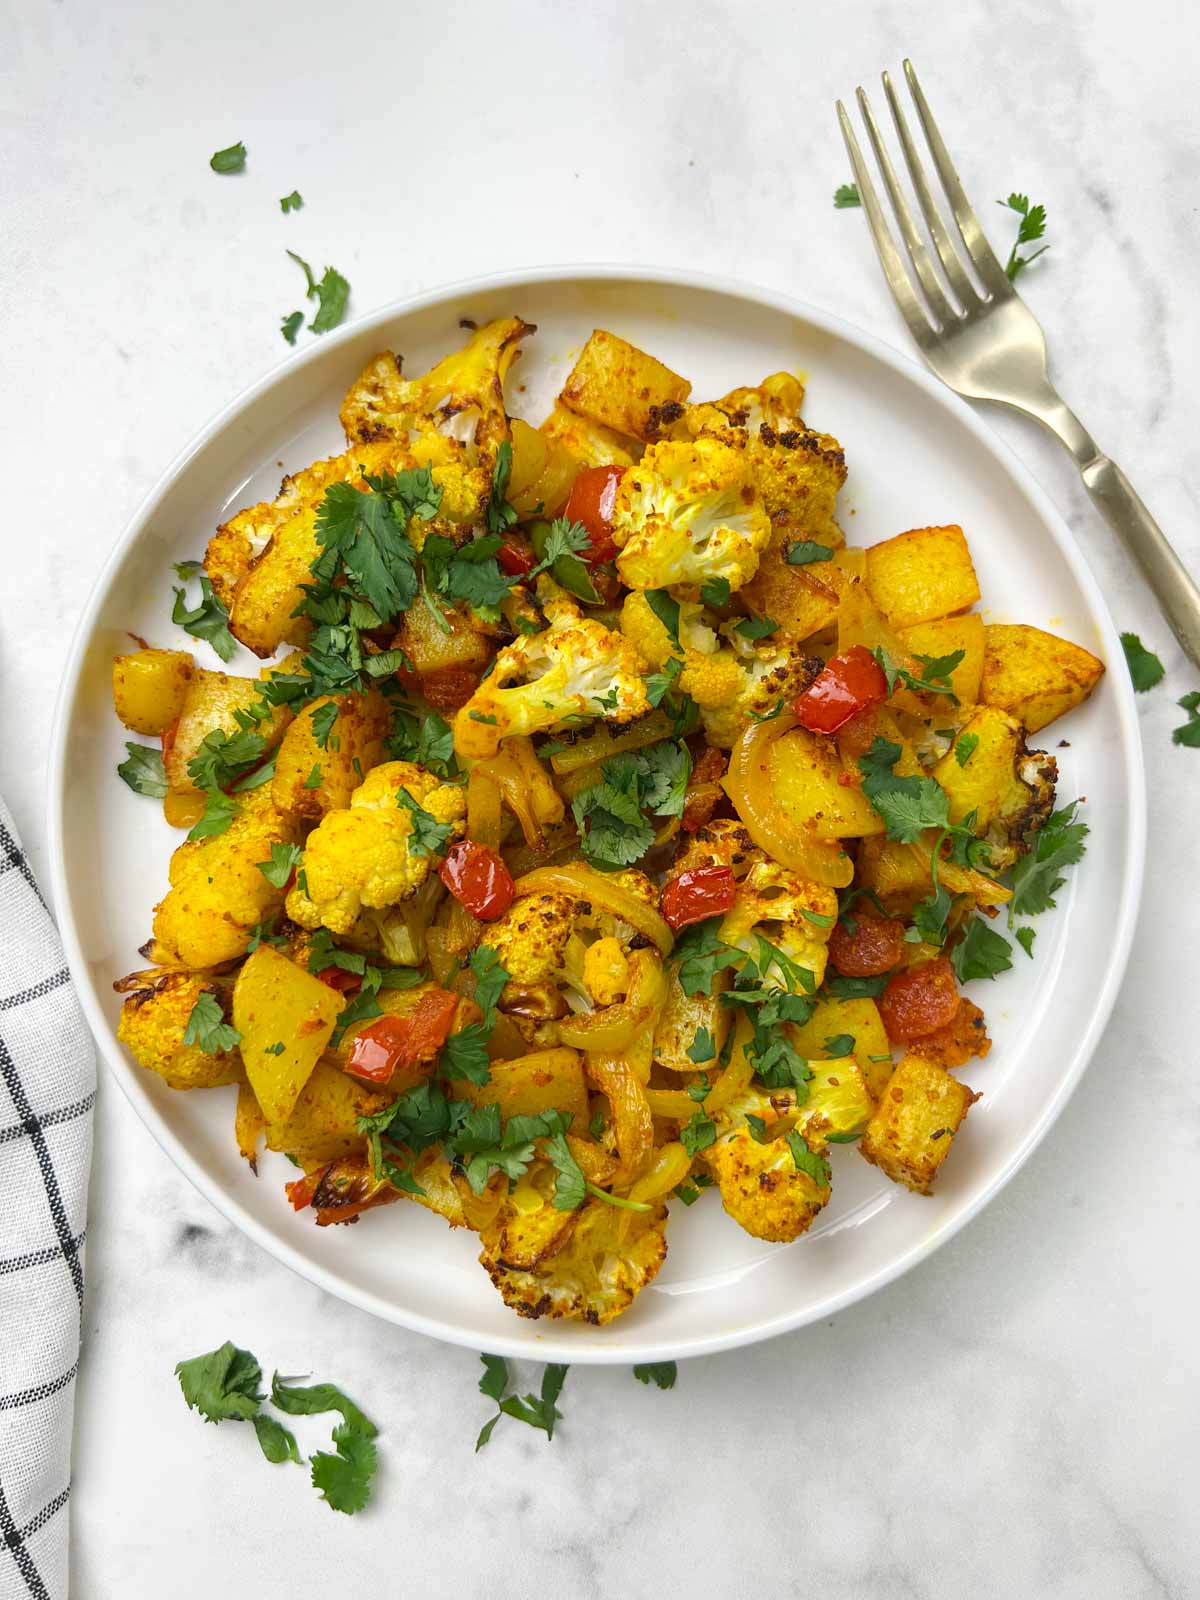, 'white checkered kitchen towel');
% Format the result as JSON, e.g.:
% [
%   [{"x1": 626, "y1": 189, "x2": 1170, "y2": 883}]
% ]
[{"x1": 0, "y1": 801, "x2": 94, "y2": 1600}]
